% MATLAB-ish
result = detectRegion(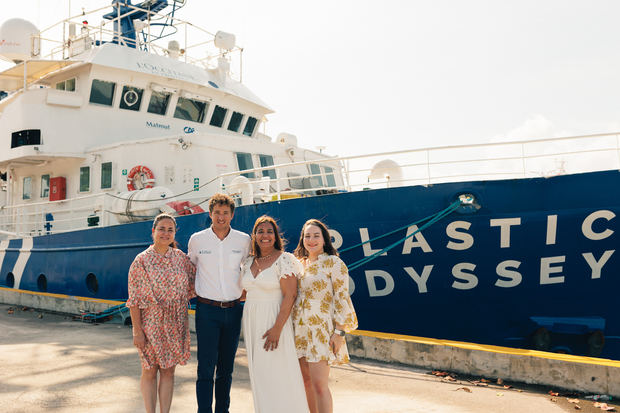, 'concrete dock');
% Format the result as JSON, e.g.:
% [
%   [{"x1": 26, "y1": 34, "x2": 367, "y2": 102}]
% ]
[{"x1": 2, "y1": 303, "x2": 619, "y2": 413}]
